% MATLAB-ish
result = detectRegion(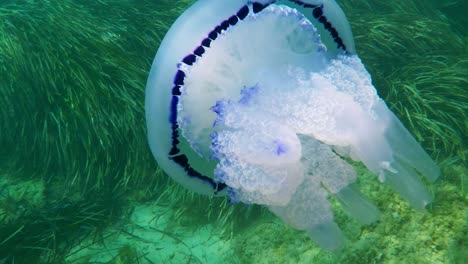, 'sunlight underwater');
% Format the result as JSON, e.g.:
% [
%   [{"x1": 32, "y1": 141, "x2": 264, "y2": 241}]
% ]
[{"x1": 145, "y1": 0, "x2": 440, "y2": 250}]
